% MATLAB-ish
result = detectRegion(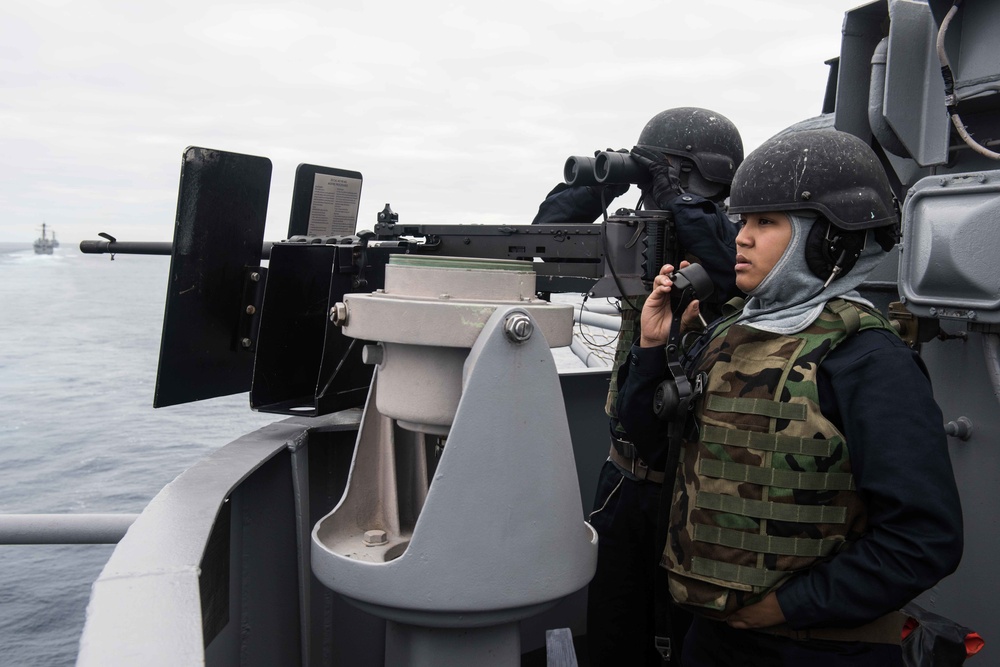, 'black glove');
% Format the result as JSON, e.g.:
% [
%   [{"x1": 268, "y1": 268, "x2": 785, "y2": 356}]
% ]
[{"x1": 630, "y1": 146, "x2": 684, "y2": 209}]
